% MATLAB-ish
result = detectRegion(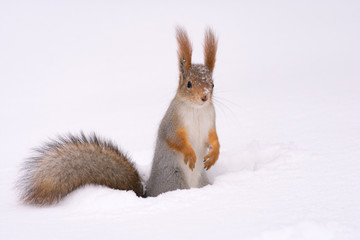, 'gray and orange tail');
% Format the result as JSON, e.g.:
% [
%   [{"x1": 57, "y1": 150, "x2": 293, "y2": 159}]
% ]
[{"x1": 17, "y1": 133, "x2": 144, "y2": 205}]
